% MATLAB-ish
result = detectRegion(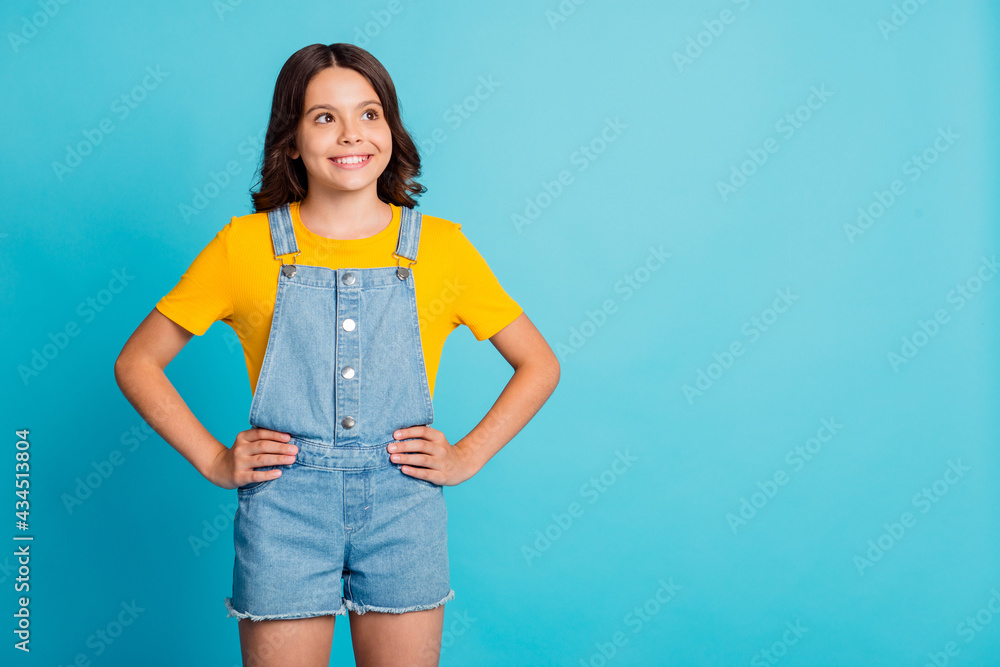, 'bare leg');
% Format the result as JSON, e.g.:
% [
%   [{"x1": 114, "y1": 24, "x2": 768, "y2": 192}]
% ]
[
  {"x1": 237, "y1": 615, "x2": 335, "y2": 667},
  {"x1": 349, "y1": 606, "x2": 445, "y2": 667}
]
